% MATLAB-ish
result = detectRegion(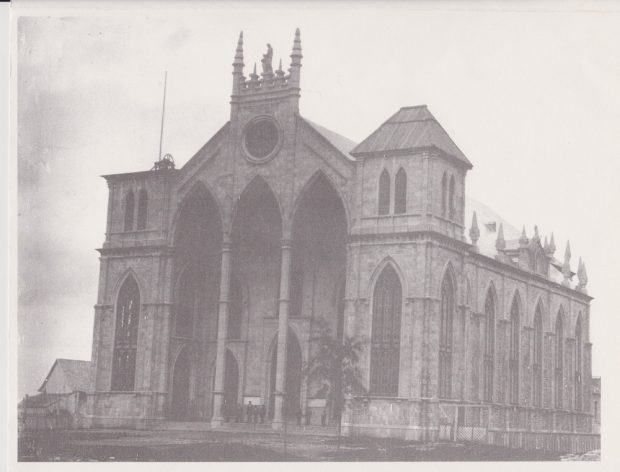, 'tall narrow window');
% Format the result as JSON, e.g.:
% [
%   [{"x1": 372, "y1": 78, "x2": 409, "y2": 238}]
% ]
[
  {"x1": 575, "y1": 316, "x2": 583, "y2": 411},
  {"x1": 228, "y1": 276, "x2": 242, "y2": 339},
  {"x1": 483, "y1": 288, "x2": 496, "y2": 402},
  {"x1": 124, "y1": 190, "x2": 135, "y2": 231},
  {"x1": 137, "y1": 189, "x2": 148, "y2": 230},
  {"x1": 441, "y1": 172, "x2": 447, "y2": 216},
  {"x1": 378, "y1": 169, "x2": 391, "y2": 215},
  {"x1": 370, "y1": 265, "x2": 402, "y2": 396},
  {"x1": 439, "y1": 273, "x2": 455, "y2": 399},
  {"x1": 533, "y1": 304, "x2": 543, "y2": 407},
  {"x1": 555, "y1": 312, "x2": 564, "y2": 409},
  {"x1": 394, "y1": 168, "x2": 407, "y2": 214},
  {"x1": 509, "y1": 296, "x2": 520, "y2": 405},
  {"x1": 448, "y1": 175, "x2": 456, "y2": 219},
  {"x1": 111, "y1": 276, "x2": 140, "y2": 391}
]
